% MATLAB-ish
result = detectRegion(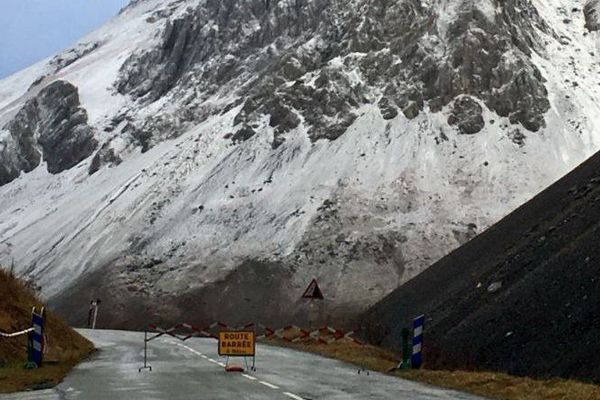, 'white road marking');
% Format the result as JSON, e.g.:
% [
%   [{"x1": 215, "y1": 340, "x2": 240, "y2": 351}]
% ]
[
  {"x1": 259, "y1": 381, "x2": 280, "y2": 389},
  {"x1": 168, "y1": 341, "x2": 291, "y2": 396},
  {"x1": 242, "y1": 374, "x2": 257, "y2": 381},
  {"x1": 176, "y1": 343, "x2": 206, "y2": 357},
  {"x1": 283, "y1": 392, "x2": 305, "y2": 400}
]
